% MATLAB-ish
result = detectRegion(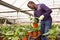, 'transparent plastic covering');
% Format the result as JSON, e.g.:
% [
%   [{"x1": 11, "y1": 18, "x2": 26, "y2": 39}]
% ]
[{"x1": 0, "y1": 0, "x2": 60, "y2": 23}]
